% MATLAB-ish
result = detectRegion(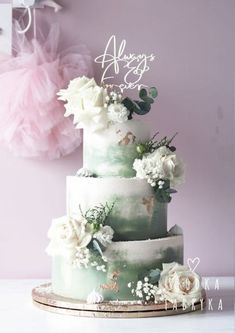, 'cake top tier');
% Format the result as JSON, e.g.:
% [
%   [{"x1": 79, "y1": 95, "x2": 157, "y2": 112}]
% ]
[{"x1": 83, "y1": 119, "x2": 150, "y2": 177}]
